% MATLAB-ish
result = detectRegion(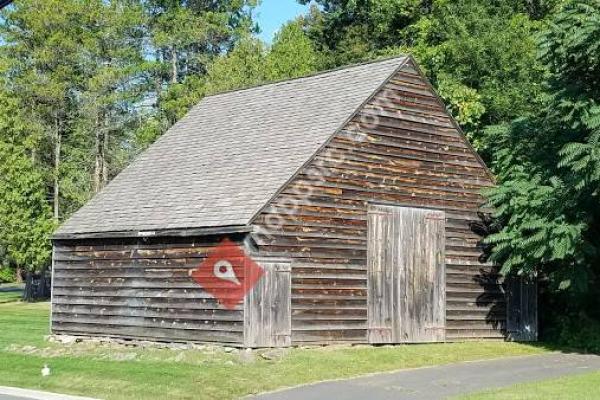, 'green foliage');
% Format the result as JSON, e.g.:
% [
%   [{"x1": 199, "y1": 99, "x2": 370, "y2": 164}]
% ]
[
  {"x1": 560, "y1": 126, "x2": 600, "y2": 192},
  {"x1": 0, "y1": 267, "x2": 15, "y2": 283},
  {"x1": 544, "y1": 2, "x2": 600, "y2": 194},
  {"x1": 0, "y1": 3, "x2": 322, "y2": 276},
  {"x1": 539, "y1": 1, "x2": 600, "y2": 95},
  {"x1": 0, "y1": 141, "x2": 55, "y2": 272},
  {"x1": 146, "y1": 0, "x2": 258, "y2": 82},
  {"x1": 435, "y1": 73, "x2": 485, "y2": 135},
  {"x1": 541, "y1": 272, "x2": 600, "y2": 352},
  {"x1": 159, "y1": 75, "x2": 207, "y2": 125},
  {"x1": 484, "y1": 169, "x2": 586, "y2": 278},
  {"x1": 0, "y1": 0, "x2": 151, "y2": 221},
  {"x1": 302, "y1": 0, "x2": 550, "y2": 155},
  {"x1": 0, "y1": 87, "x2": 54, "y2": 274},
  {"x1": 205, "y1": 36, "x2": 267, "y2": 94},
  {"x1": 406, "y1": 0, "x2": 548, "y2": 154},
  {"x1": 546, "y1": 314, "x2": 600, "y2": 353},
  {"x1": 146, "y1": 0, "x2": 259, "y2": 126},
  {"x1": 204, "y1": 20, "x2": 319, "y2": 95},
  {"x1": 300, "y1": 0, "x2": 428, "y2": 63},
  {"x1": 265, "y1": 20, "x2": 318, "y2": 81},
  {"x1": 484, "y1": 0, "x2": 600, "y2": 295},
  {"x1": 0, "y1": 0, "x2": 262, "y2": 273}
]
